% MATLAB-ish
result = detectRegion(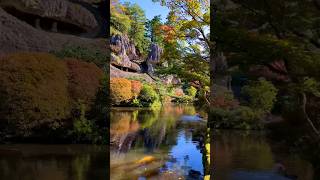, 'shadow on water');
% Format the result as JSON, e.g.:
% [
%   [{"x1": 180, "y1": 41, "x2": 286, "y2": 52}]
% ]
[
  {"x1": 0, "y1": 145, "x2": 108, "y2": 180},
  {"x1": 110, "y1": 104, "x2": 207, "y2": 180},
  {"x1": 211, "y1": 129, "x2": 316, "y2": 180}
]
